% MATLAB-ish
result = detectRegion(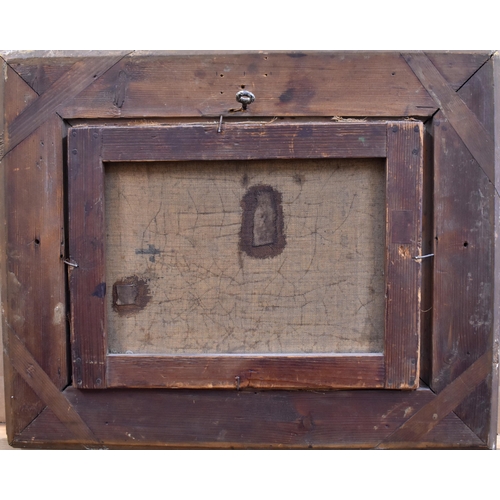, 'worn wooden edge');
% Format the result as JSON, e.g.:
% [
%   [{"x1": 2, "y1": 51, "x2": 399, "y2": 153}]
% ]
[
  {"x1": 1, "y1": 62, "x2": 48, "y2": 440},
  {"x1": 106, "y1": 354, "x2": 385, "y2": 389},
  {"x1": 425, "y1": 51, "x2": 494, "y2": 91},
  {"x1": 379, "y1": 348, "x2": 492, "y2": 447},
  {"x1": 2, "y1": 51, "x2": 491, "y2": 117},
  {"x1": 419, "y1": 124, "x2": 434, "y2": 385},
  {"x1": 0, "y1": 50, "x2": 133, "y2": 60},
  {"x1": 403, "y1": 52, "x2": 495, "y2": 184},
  {"x1": 430, "y1": 111, "x2": 495, "y2": 440},
  {"x1": 99, "y1": 122, "x2": 388, "y2": 161},
  {"x1": 0, "y1": 57, "x2": 4, "y2": 425},
  {"x1": 0, "y1": 50, "x2": 492, "y2": 60},
  {"x1": 4, "y1": 325, "x2": 100, "y2": 446},
  {"x1": 491, "y1": 51, "x2": 500, "y2": 448},
  {"x1": 425, "y1": 56, "x2": 497, "y2": 444},
  {"x1": 7, "y1": 384, "x2": 485, "y2": 449},
  {"x1": 384, "y1": 122, "x2": 422, "y2": 389},
  {"x1": 68, "y1": 128, "x2": 107, "y2": 389},
  {"x1": 4, "y1": 52, "x2": 132, "y2": 156},
  {"x1": 54, "y1": 52, "x2": 441, "y2": 119},
  {"x1": 0, "y1": 56, "x2": 8, "y2": 432}
]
